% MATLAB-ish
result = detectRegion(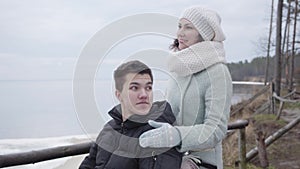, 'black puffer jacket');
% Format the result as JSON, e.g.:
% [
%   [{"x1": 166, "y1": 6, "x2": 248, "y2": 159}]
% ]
[{"x1": 79, "y1": 101, "x2": 182, "y2": 169}]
